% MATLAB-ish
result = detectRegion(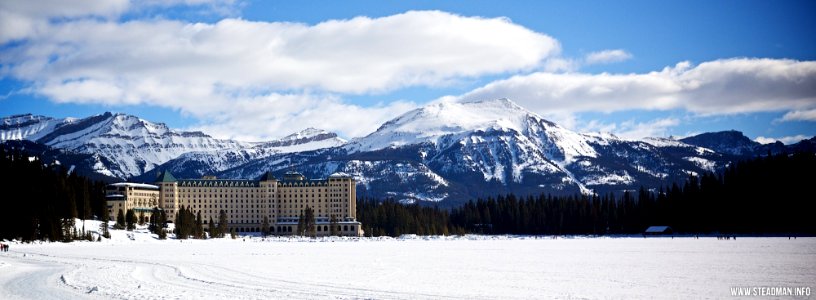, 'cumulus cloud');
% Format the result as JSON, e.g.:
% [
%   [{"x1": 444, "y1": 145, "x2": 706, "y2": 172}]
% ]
[
  {"x1": 584, "y1": 49, "x2": 632, "y2": 65},
  {"x1": 778, "y1": 109, "x2": 816, "y2": 122},
  {"x1": 458, "y1": 58, "x2": 816, "y2": 117},
  {"x1": 0, "y1": 0, "x2": 238, "y2": 43},
  {"x1": 755, "y1": 135, "x2": 810, "y2": 145},
  {"x1": 2, "y1": 10, "x2": 559, "y2": 94},
  {"x1": 1, "y1": 6, "x2": 561, "y2": 140},
  {"x1": 0, "y1": 0, "x2": 128, "y2": 42}
]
